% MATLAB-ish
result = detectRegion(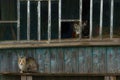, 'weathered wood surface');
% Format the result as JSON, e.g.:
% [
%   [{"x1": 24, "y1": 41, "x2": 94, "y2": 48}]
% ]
[
  {"x1": 0, "y1": 47, "x2": 120, "y2": 73},
  {"x1": 0, "y1": 39, "x2": 120, "y2": 49}
]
